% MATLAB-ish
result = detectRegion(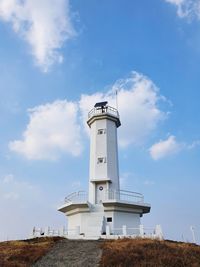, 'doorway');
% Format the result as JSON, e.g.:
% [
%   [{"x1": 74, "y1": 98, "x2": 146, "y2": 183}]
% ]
[{"x1": 95, "y1": 183, "x2": 106, "y2": 204}]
